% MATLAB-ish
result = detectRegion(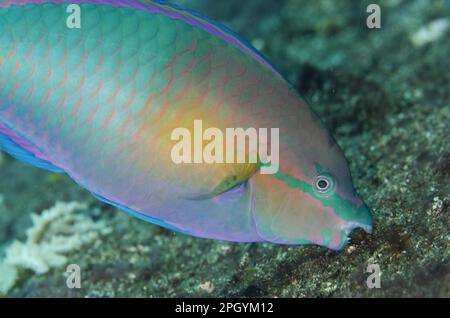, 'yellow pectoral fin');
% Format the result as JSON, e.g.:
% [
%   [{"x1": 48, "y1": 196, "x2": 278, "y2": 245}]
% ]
[{"x1": 187, "y1": 162, "x2": 259, "y2": 200}]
